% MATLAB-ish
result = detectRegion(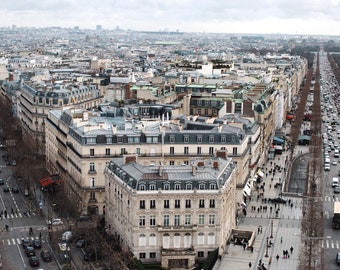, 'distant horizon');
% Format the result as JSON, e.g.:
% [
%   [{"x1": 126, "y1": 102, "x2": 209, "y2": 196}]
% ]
[
  {"x1": 2, "y1": 0, "x2": 340, "y2": 36},
  {"x1": 3, "y1": 24, "x2": 340, "y2": 38}
]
